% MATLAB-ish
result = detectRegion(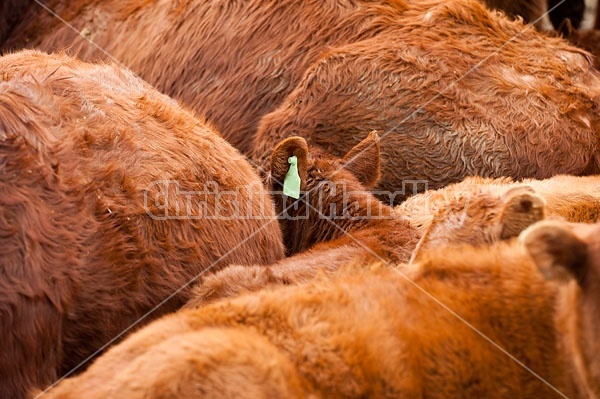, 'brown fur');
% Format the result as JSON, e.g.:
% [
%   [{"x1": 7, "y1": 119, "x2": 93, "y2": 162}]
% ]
[
  {"x1": 185, "y1": 135, "x2": 547, "y2": 308},
  {"x1": 38, "y1": 221, "x2": 600, "y2": 398},
  {"x1": 555, "y1": 18, "x2": 600, "y2": 70},
  {"x1": 482, "y1": 0, "x2": 547, "y2": 28},
  {"x1": 4, "y1": 0, "x2": 600, "y2": 200},
  {"x1": 407, "y1": 185, "x2": 547, "y2": 261},
  {"x1": 3, "y1": 0, "x2": 397, "y2": 154},
  {"x1": 251, "y1": 0, "x2": 600, "y2": 199},
  {"x1": 0, "y1": 50, "x2": 284, "y2": 399},
  {"x1": 201, "y1": 132, "x2": 421, "y2": 301},
  {"x1": 0, "y1": 0, "x2": 37, "y2": 46},
  {"x1": 398, "y1": 174, "x2": 600, "y2": 237}
]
